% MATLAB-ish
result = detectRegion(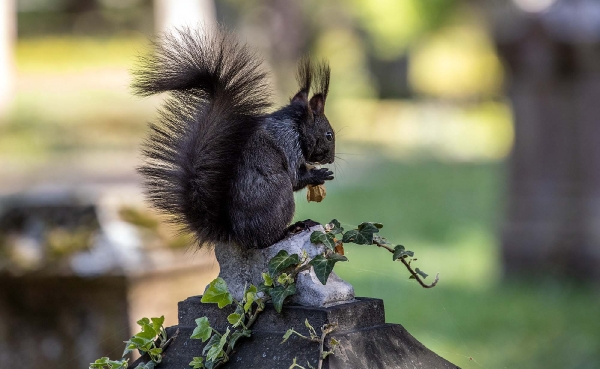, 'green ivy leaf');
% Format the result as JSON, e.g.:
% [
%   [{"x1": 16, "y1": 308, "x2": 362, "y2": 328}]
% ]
[
  {"x1": 305, "y1": 318, "x2": 317, "y2": 339},
  {"x1": 129, "y1": 336, "x2": 150, "y2": 348},
  {"x1": 415, "y1": 268, "x2": 428, "y2": 279},
  {"x1": 392, "y1": 245, "x2": 405, "y2": 261},
  {"x1": 206, "y1": 328, "x2": 230, "y2": 362},
  {"x1": 393, "y1": 245, "x2": 415, "y2": 260},
  {"x1": 262, "y1": 272, "x2": 273, "y2": 287},
  {"x1": 189, "y1": 357, "x2": 205, "y2": 369},
  {"x1": 268, "y1": 250, "x2": 300, "y2": 276},
  {"x1": 270, "y1": 283, "x2": 297, "y2": 313},
  {"x1": 243, "y1": 285, "x2": 258, "y2": 312},
  {"x1": 122, "y1": 340, "x2": 135, "y2": 357},
  {"x1": 281, "y1": 328, "x2": 295, "y2": 344},
  {"x1": 148, "y1": 348, "x2": 162, "y2": 362},
  {"x1": 136, "y1": 323, "x2": 157, "y2": 341},
  {"x1": 326, "y1": 219, "x2": 344, "y2": 234},
  {"x1": 358, "y1": 222, "x2": 381, "y2": 233},
  {"x1": 227, "y1": 313, "x2": 244, "y2": 327},
  {"x1": 201, "y1": 278, "x2": 233, "y2": 308},
  {"x1": 229, "y1": 329, "x2": 251, "y2": 350},
  {"x1": 277, "y1": 273, "x2": 294, "y2": 286},
  {"x1": 202, "y1": 334, "x2": 220, "y2": 356},
  {"x1": 136, "y1": 318, "x2": 150, "y2": 327},
  {"x1": 342, "y1": 222, "x2": 379, "y2": 245},
  {"x1": 191, "y1": 317, "x2": 212, "y2": 342},
  {"x1": 309, "y1": 254, "x2": 348, "y2": 285},
  {"x1": 310, "y1": 231, "x2": 336, "y2": 250},
  {"x1": 257, "y1": 283, "x2": 272, "y2": 295},
  {"x1": 90, "y1": 357, "x2": 129, "y2": 369},
  {"x1": 204, "y1": 358, "x2": 222, "y2": 369},
  {"x1": 149, "y1": 348, "x2": 162, "y2": 356},
  {"x1": 150, "y1": 316, "x2": 164, "y2": 333}
]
